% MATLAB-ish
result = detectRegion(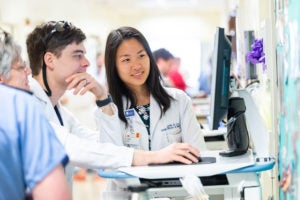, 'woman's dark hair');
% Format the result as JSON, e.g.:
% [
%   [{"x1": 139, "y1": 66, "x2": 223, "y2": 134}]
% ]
[{"x1": 104, "y1": 26, "x2": 173, "y2": 125}]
